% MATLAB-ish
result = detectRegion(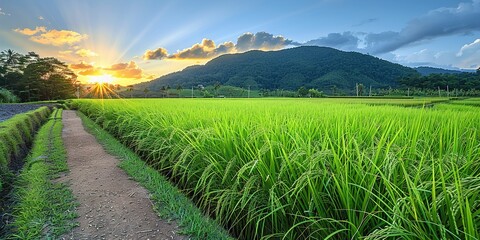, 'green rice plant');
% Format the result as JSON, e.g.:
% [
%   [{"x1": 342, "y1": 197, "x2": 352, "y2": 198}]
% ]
[{"x1": 73, "y1": 98, "x2": 480, "y2": 239}]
